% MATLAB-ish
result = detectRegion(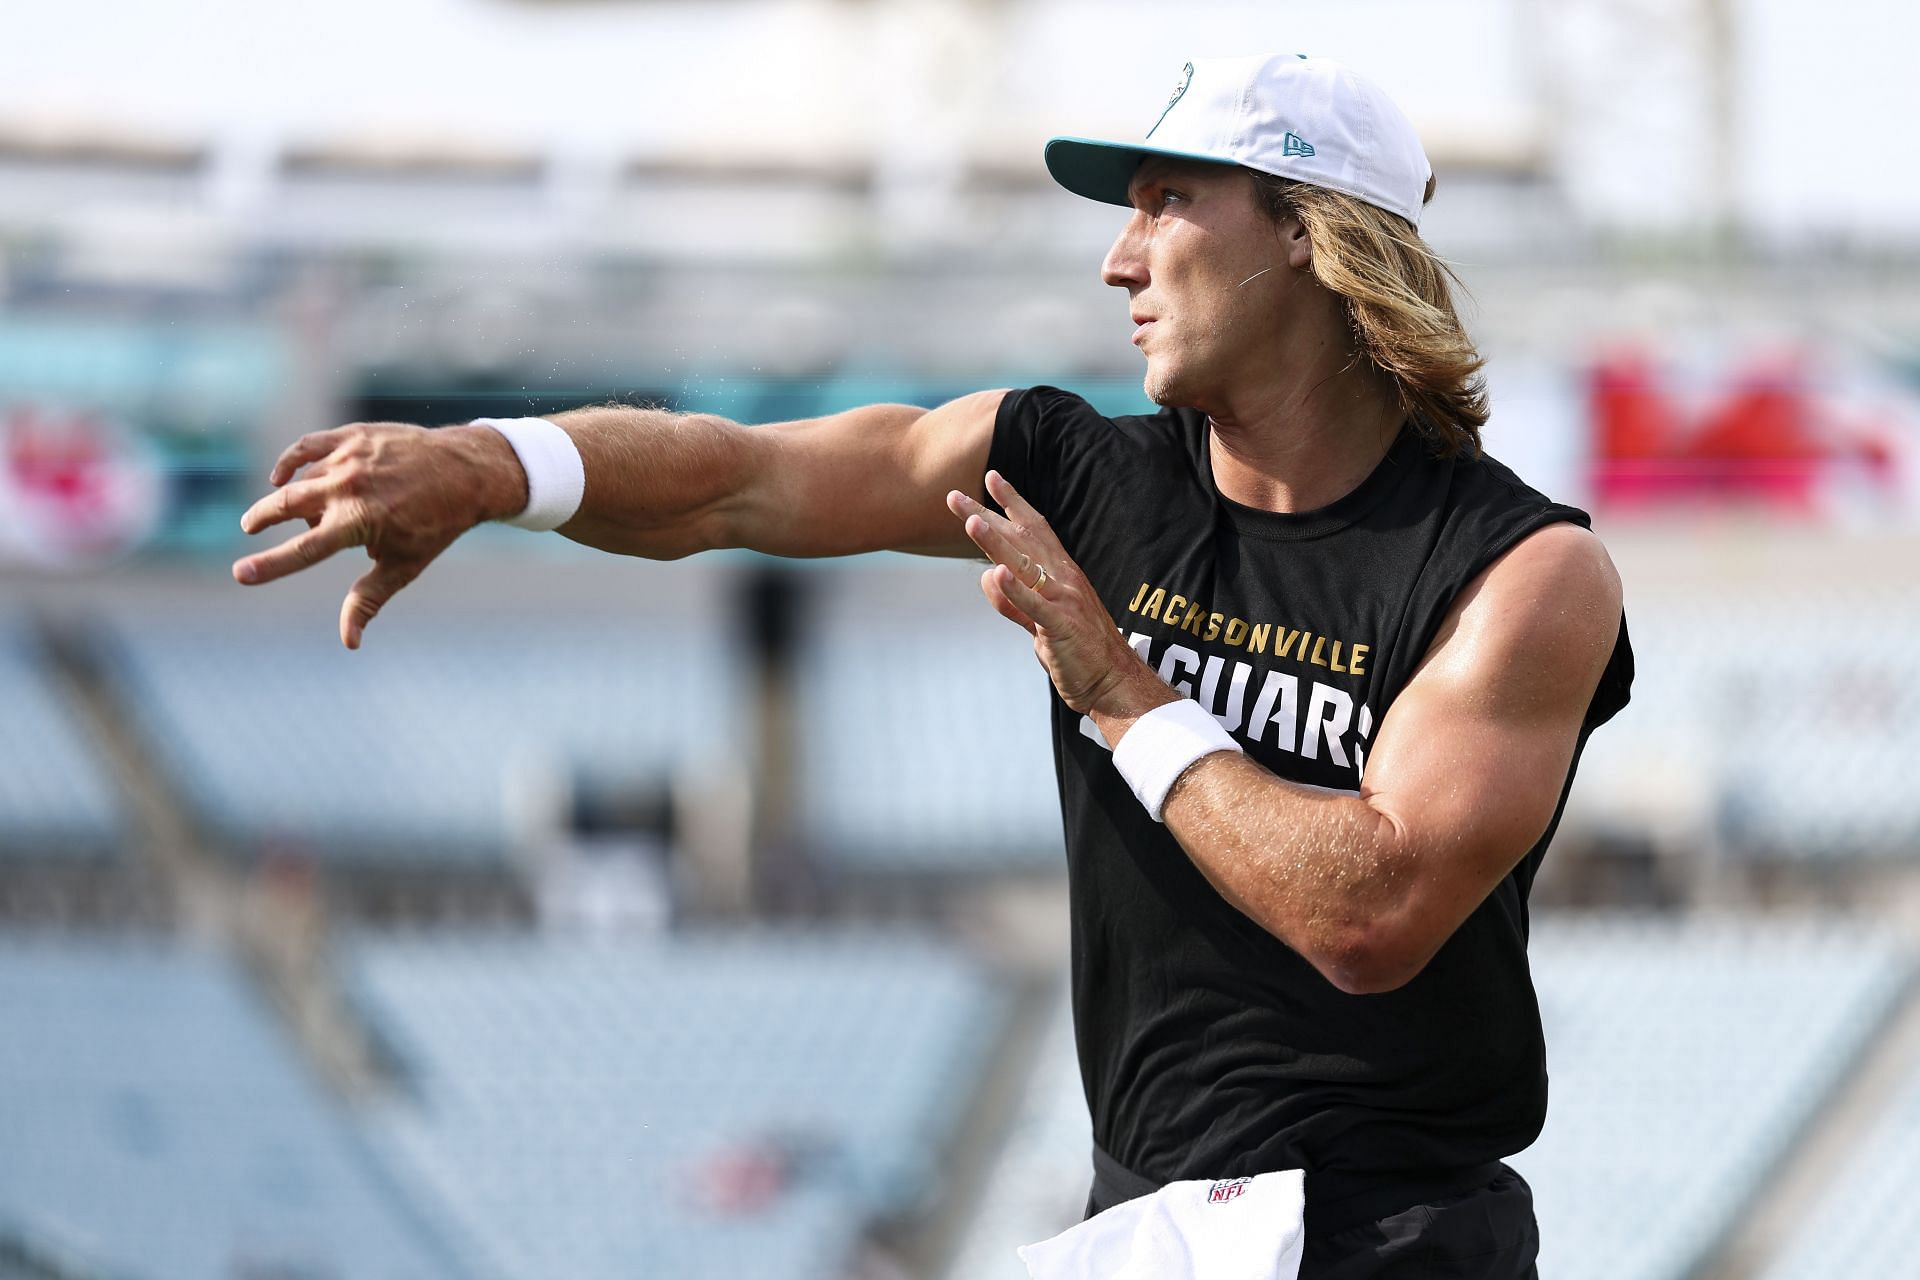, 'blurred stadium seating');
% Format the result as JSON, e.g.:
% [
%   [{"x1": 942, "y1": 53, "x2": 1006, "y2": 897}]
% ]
[
  {"x1": 345, "y1": 930, "x2": 1008, "y2": 1280},
  {"x1": 795, "y1": 595, "x2": 1064, "y2": 874},
  {"x1": 1572, "y1": 588, "x2": 1920, "y2": 862},
  {"x1": 1763, "y1": 1050, "x2": 1920, "y2": 1279},
  {"x1": 0, "y1": 622, "x2": 121, "y2": 860},
  {"x1": 1516, "y1": 915, "x2": 1912, "y2": 1280},
  {"x1": 943, "y1": 987, "x2": 1088, "y2": 1280},
  {"x1": 0, "y1": 928, "x2": 1012, "y2": 1280},
  {"x1": 90, "y1": 612, "x2": 743, "y2": 867},
  {"x1": 0, "y1": 935, "x2": 468, "y2": 1279}
]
